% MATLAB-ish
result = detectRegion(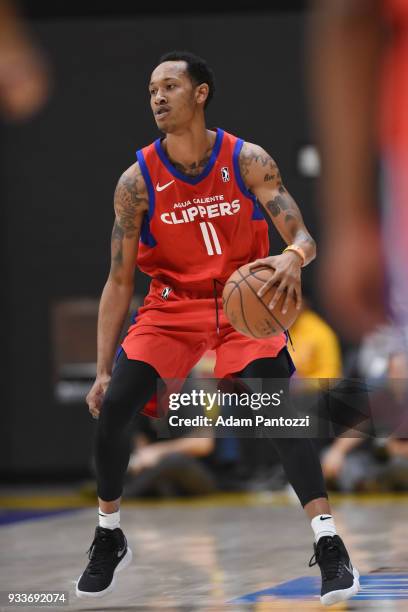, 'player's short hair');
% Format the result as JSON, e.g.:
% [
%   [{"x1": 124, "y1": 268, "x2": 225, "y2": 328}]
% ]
[{"x1": 158, "y1": 51, "x2": 215, "y2": 109}]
